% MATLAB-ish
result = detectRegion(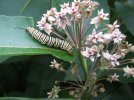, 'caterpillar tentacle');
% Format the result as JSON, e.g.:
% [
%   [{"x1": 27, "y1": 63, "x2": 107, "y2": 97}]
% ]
[{"x1": 26, "y1": 27, "x2": 73, "y2": 54}]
